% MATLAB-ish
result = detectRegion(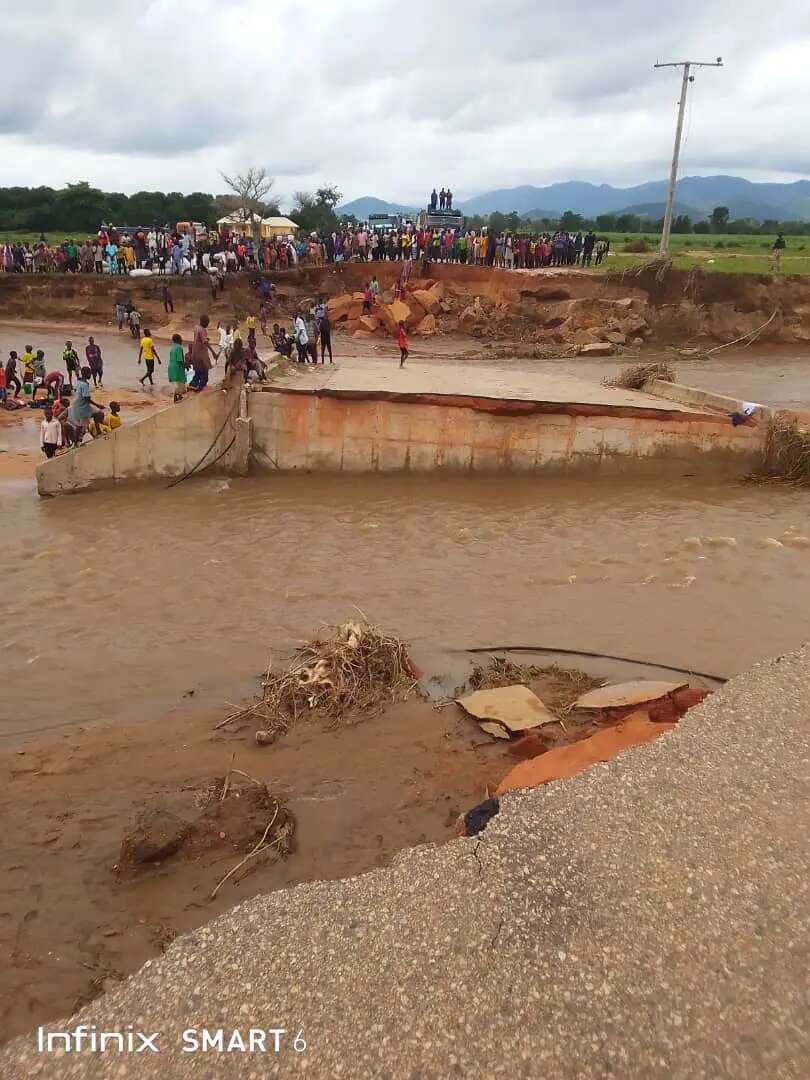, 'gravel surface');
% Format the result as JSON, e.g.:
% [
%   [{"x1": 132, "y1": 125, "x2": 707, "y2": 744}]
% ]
[{"x1": 3, "y1": 645, "x2": 808, "y2": 1078}]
